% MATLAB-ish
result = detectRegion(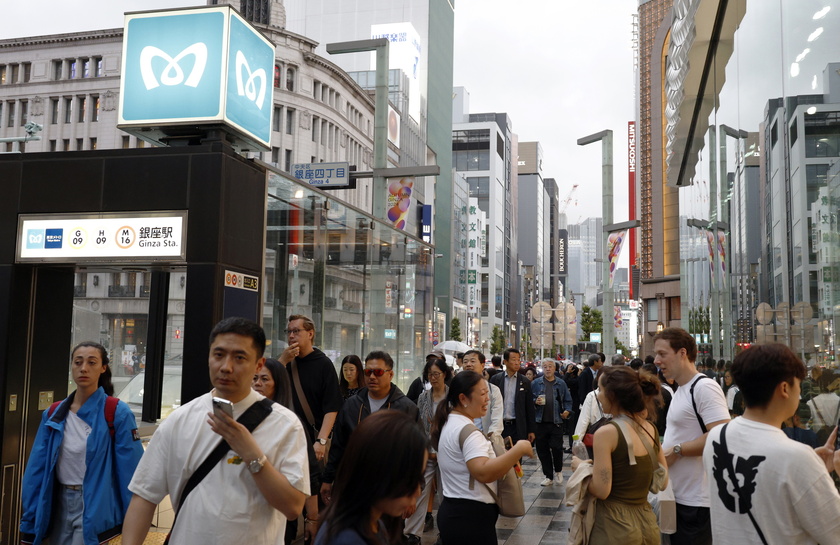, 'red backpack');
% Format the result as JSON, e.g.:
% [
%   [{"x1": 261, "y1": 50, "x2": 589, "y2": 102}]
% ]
[{"x1": 48, "y1": 396, "x2": 119, "y2": 438}]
